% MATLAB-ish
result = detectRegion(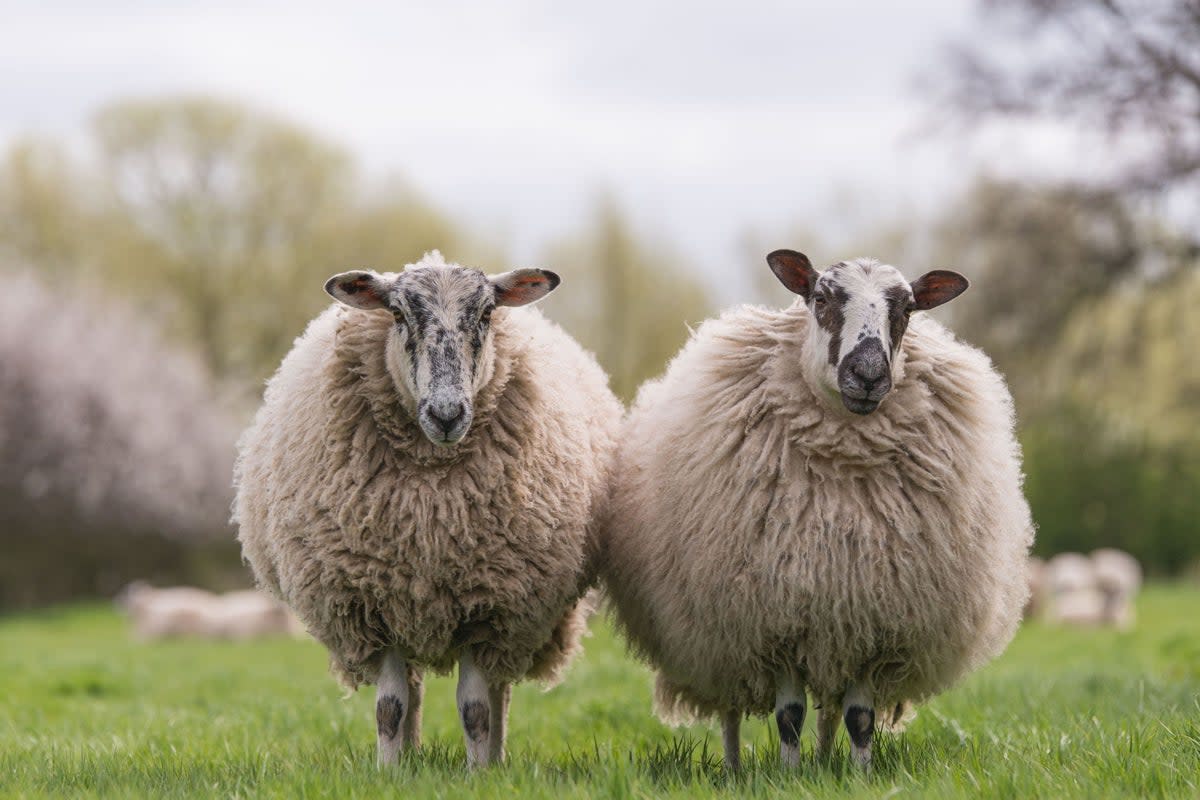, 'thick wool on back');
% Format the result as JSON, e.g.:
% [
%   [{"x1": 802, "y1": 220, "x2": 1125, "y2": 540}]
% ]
[
  {"x1": 601, "y1": 301, "x2": 1033, "y2": 721},
  {"x1": 234, "y1": 299, "x2": 621, "y2": 689}
]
